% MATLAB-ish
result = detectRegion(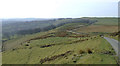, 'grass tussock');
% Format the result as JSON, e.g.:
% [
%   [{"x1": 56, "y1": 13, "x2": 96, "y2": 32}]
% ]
[
  {"x1": 87, "y1": 48, "x2": 93, "y2": 54},
  {"x1": 79, "y1": 50, "x2": 85, "y2": 54}
]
